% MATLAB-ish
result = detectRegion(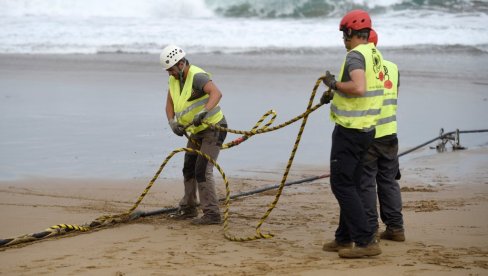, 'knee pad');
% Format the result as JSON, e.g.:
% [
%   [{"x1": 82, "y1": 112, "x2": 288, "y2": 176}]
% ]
[
  {"x1": 195, "y1": 157, "x2": 209, "y2": 183},
  {"x1": 182, "y1": 154, "x2": 197, "y2": 180}
]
